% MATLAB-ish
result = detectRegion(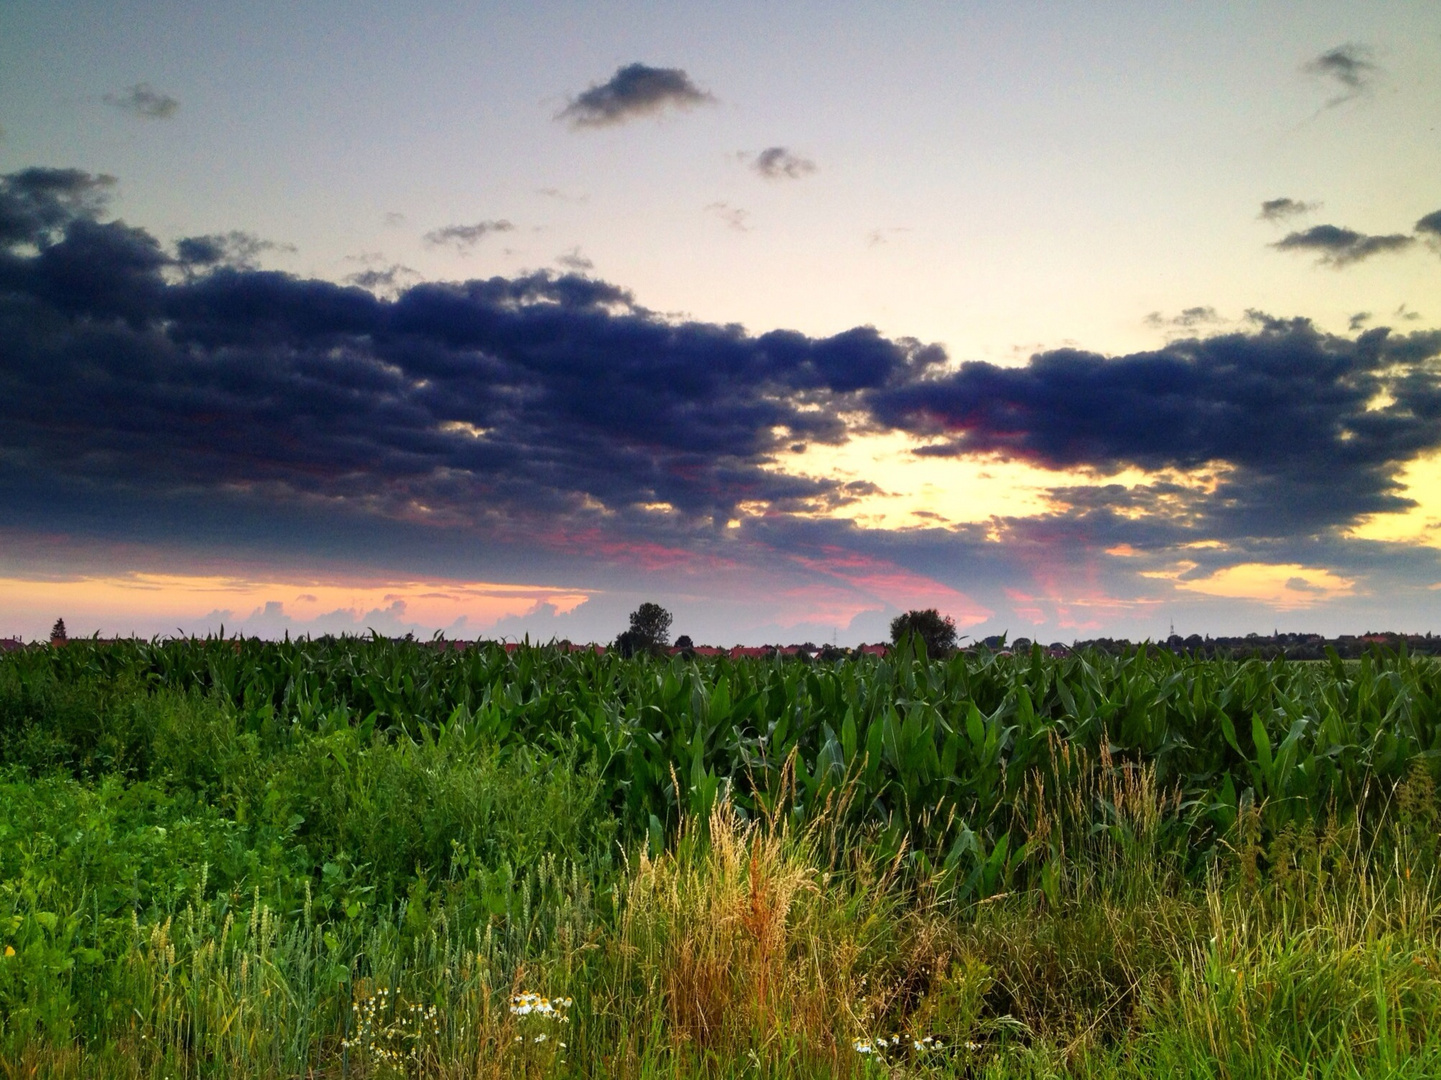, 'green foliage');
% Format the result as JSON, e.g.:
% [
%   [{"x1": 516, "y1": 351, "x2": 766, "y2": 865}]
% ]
[
  {"x1": 2, "y1": 638, "x2": 1440, "y2": 1076},
  {"x1": 890, "y1": 607, "x2": 958, "y2": 656},
  {"x1": 5, "y1": 636, "x2": 1441, "y2": 899},
  {"x1": 618, "y1": 601, "x2": 673, "y2": 655}
]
